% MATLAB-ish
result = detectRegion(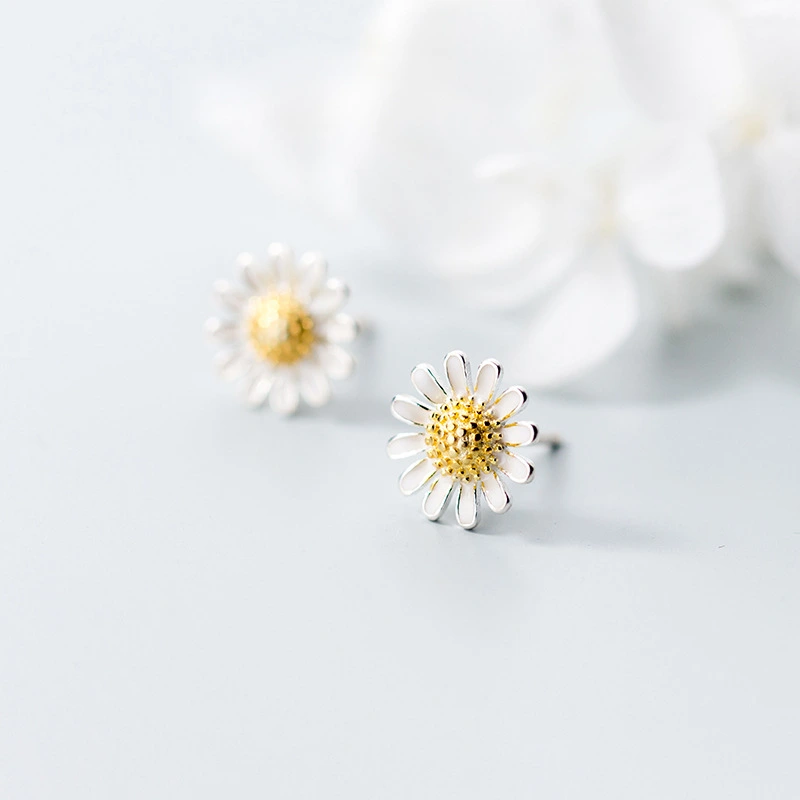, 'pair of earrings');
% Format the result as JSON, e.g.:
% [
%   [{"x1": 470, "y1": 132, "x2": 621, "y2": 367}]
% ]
[{"x1": 206, "y1": 244, "x2": 560, "y2": 531}]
